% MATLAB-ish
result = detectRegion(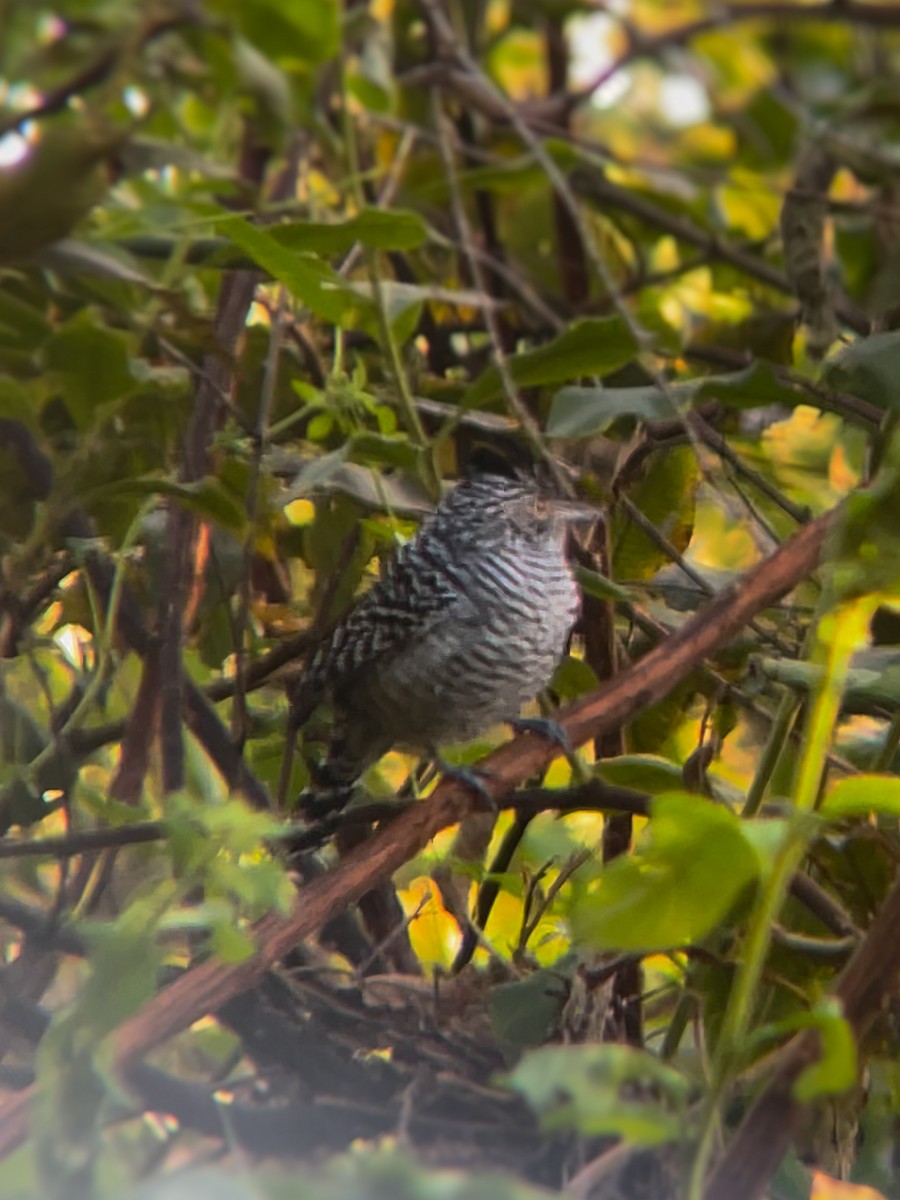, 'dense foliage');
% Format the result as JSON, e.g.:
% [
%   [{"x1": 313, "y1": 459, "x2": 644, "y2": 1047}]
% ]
[{"x1": 2, "y1": 1, "x2": 900, "y2": 1198}]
